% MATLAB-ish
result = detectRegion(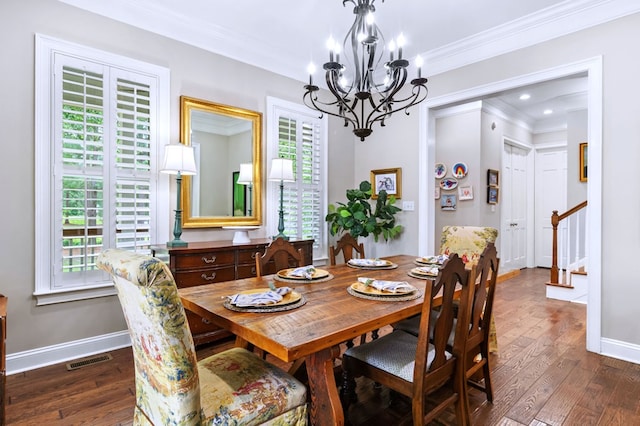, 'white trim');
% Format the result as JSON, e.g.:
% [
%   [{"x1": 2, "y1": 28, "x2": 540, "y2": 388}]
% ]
[
  {"x1": 6, "y1": 331, "x2": 131, "y2": 375},
  {"x1": 419, "y1": 56, "x2": 603, "y2": 354},
  {"x1": 534, "y1": 141, "x2": 568, "y2": 150},
  {"x1": 601, "y1": 338, "x2": 640, "y2": 365},
  {"x1": 34, "y1": 33, "x2": 170, "y2": 304}
]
